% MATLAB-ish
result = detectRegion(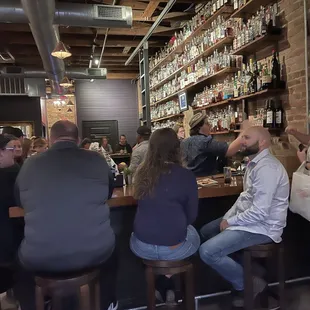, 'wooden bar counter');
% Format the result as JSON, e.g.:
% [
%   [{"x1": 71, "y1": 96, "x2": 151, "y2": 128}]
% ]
[
  {"x1": 9, "y1": 176, "x2": 243, "y2": 216},
  {"x1": 108, "y1": 175, "x2": 243, "y2": 207}
]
